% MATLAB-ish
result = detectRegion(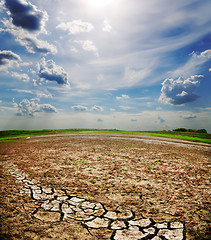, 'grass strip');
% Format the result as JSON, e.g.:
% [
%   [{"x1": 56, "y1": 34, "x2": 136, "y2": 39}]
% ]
[{"x1": 0, "y1": 129, "x2": 210, "y2": 144}]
